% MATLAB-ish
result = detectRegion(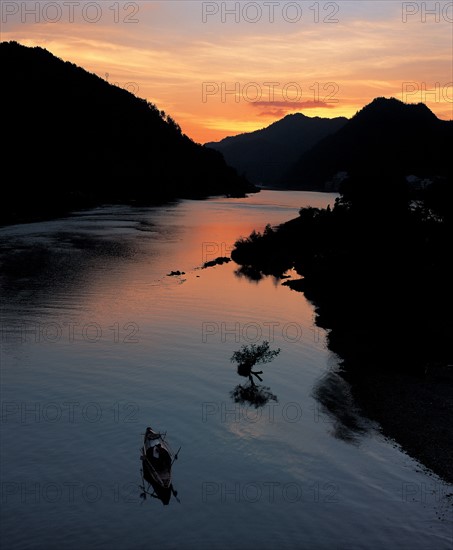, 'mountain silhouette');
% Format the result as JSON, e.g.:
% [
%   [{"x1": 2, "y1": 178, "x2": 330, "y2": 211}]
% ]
[
  {"x1": 285, "y1": 97, "x2": 452, "y2": 189},
  {"x1": 205, "y1": 113, "x2": 347, "y2": 186},
  {"x1": 0, "y1": 41, "x2": 255, "y2": 224}
]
